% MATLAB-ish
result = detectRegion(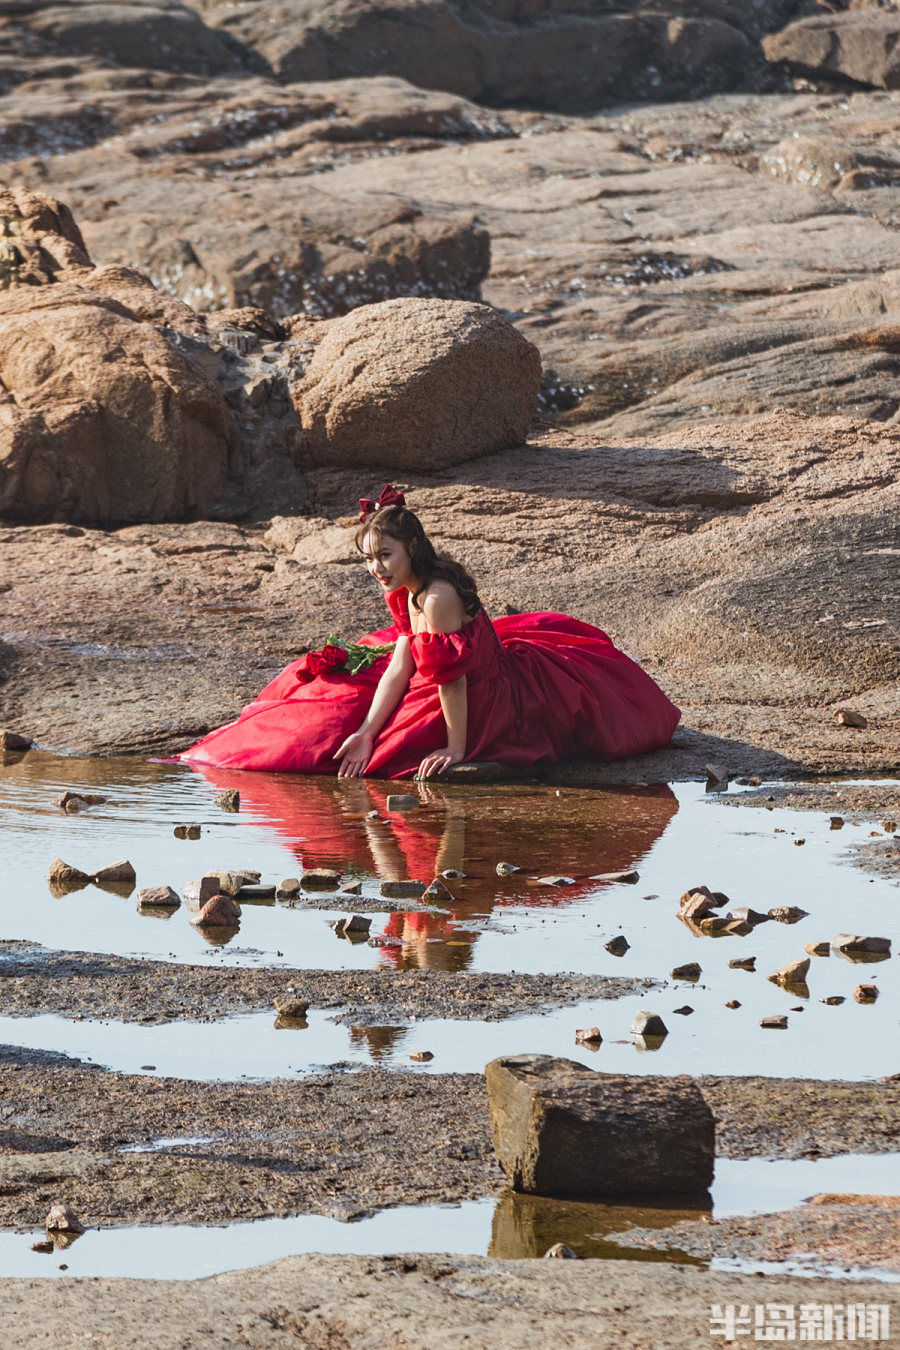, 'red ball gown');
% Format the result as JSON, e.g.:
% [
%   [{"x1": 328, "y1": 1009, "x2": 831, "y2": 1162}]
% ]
[{"x1": 177, "y1": 587, "x2": 680, "y2": 778}]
